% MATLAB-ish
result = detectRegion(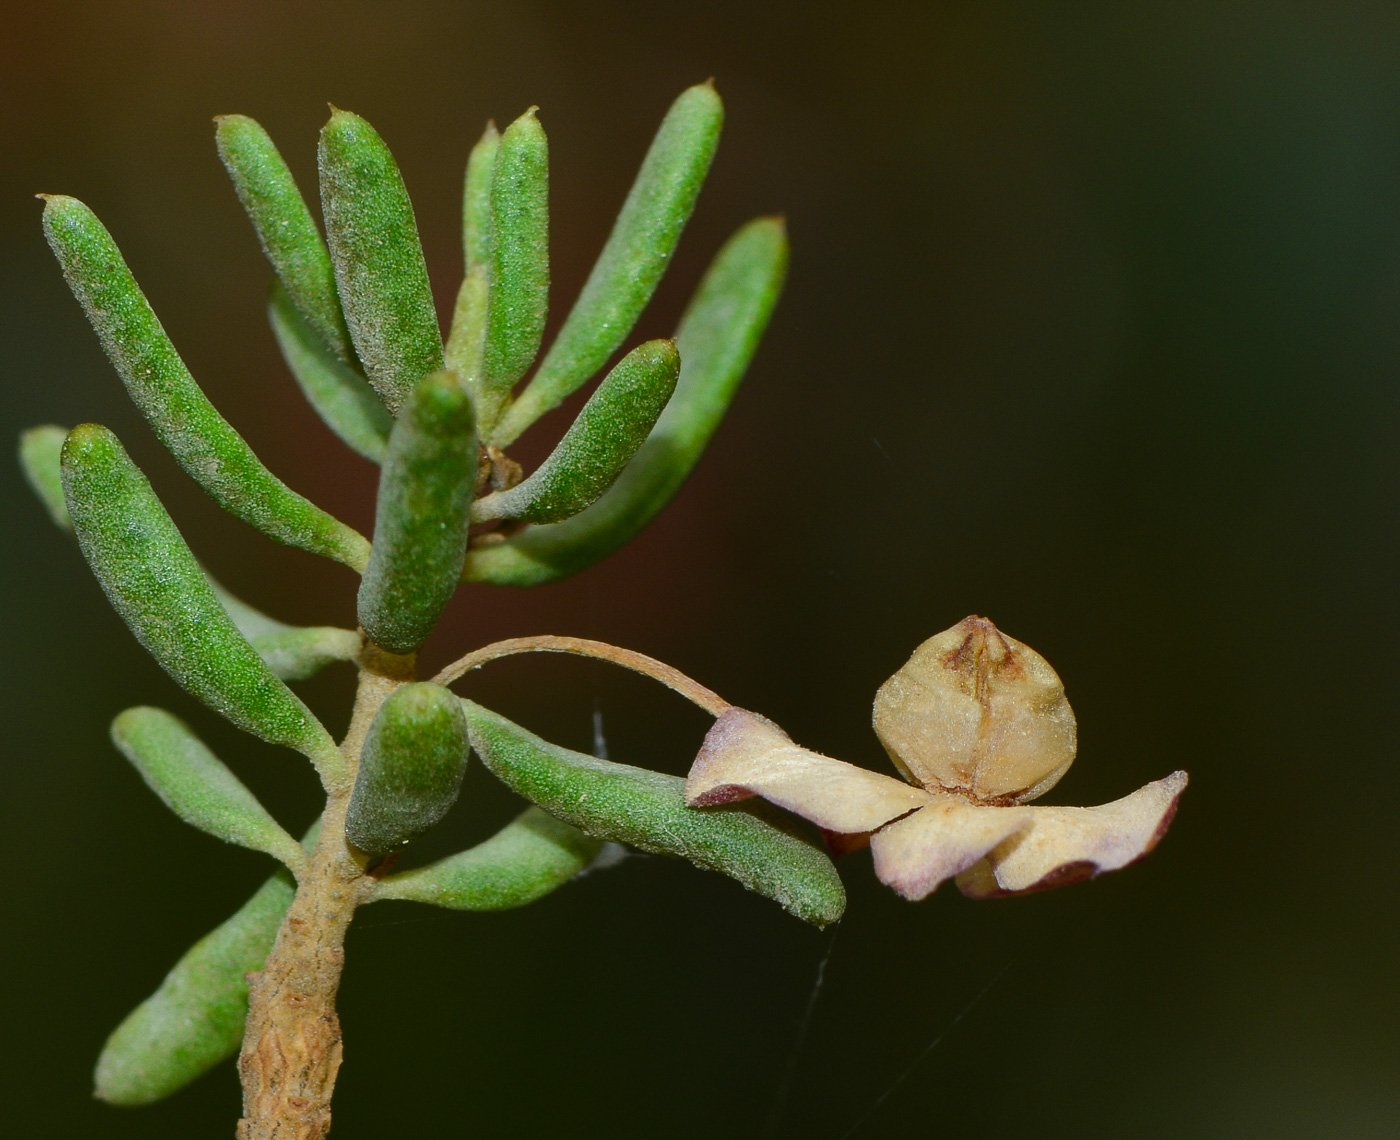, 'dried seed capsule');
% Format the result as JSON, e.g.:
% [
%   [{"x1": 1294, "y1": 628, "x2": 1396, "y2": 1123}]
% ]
[
  {"x1": 372, "y1": 806, "x2": 604, "y2": 910},
  {"x1": 357, "y1": 371, "x2": 476, "y2": 654},
  {"x1": 345, "y1": 683, "x2": 470, "y2": 856},
  {"x1": 494, "y1": 82, "x2": 723, "y2": 444},
  {"x1": 463, "y1": 216, "x2": 787, "y2": 586},
  {"x1": 269, "y1": 283, "x2": 391, "y2": 463},
  {"x1": 319, "y1": 109, "x2": 443, "y2": 412},
  {"x1": 215, "y1": 114, "x2": 355, "y2": 363},
  {"x1": 61, "y1": 424, "x2": 345, "y2": 787},
  {"x1": 873, "y1": 615, "x2": 1078, "y2": 803},
  {"x1": 111, "y1": 707, "x2": 304, "y2": 868},
  {"x1": 472, "y1": 339, "x2": 679, "y2": 525},
  {"x1": 460, "y1": 699, "x2": 845, "y2": 927},
  {"x1": 41, "y1": 196, "x2": 370, "y2": 570}
]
